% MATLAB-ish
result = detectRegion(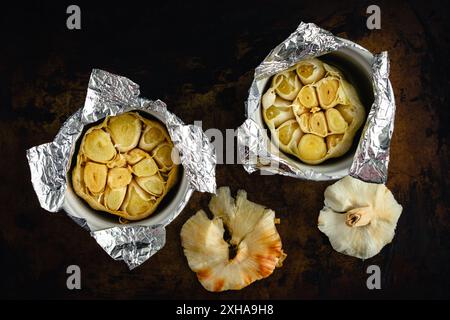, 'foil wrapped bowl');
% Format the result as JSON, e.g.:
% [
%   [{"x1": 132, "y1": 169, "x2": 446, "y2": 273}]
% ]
[
  {"x1": 247, "y1": 38, "x2": 390, "y2": 180},
  {"x1": 64, "y1": 109, "x2": 191, "y2": 232},
  {"x1": 27, "y1": 69, "x2": 215, "y2": 269}
]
